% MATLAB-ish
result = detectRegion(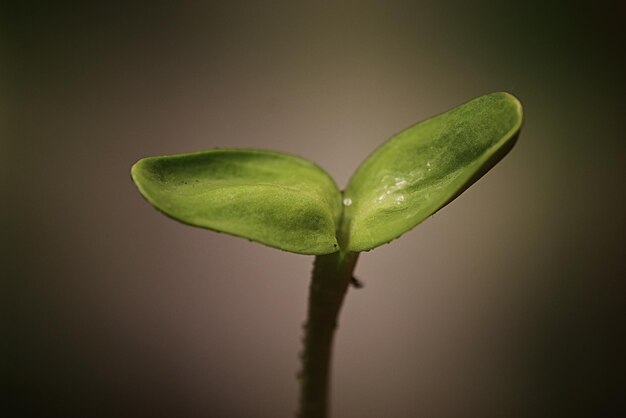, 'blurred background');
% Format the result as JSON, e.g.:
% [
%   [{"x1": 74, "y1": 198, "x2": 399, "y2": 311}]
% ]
[{"x1": 2, "y1": 1, "x2": 625, "y2": 417}]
